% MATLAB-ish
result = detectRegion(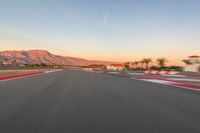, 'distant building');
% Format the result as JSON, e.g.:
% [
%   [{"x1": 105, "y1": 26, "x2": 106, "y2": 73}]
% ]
[
  {"x1": 184, "y1": 63, "x2": 200, "y2": 72},
  {"x1": 0, "y1": 59, "x2": 17, "y2": 67},
  {"x1": 88, "y1": 64, "x2": 106, "y2": 69},
  {"x1": 106, "y1": 64, "x2": 125, "y2": 70},
  {"x1": 2, "y1": 61, "x2": 13, "y2": 67},
  {"x1": 183, "y1": 55, "x2": 200, "y2": 72}
]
